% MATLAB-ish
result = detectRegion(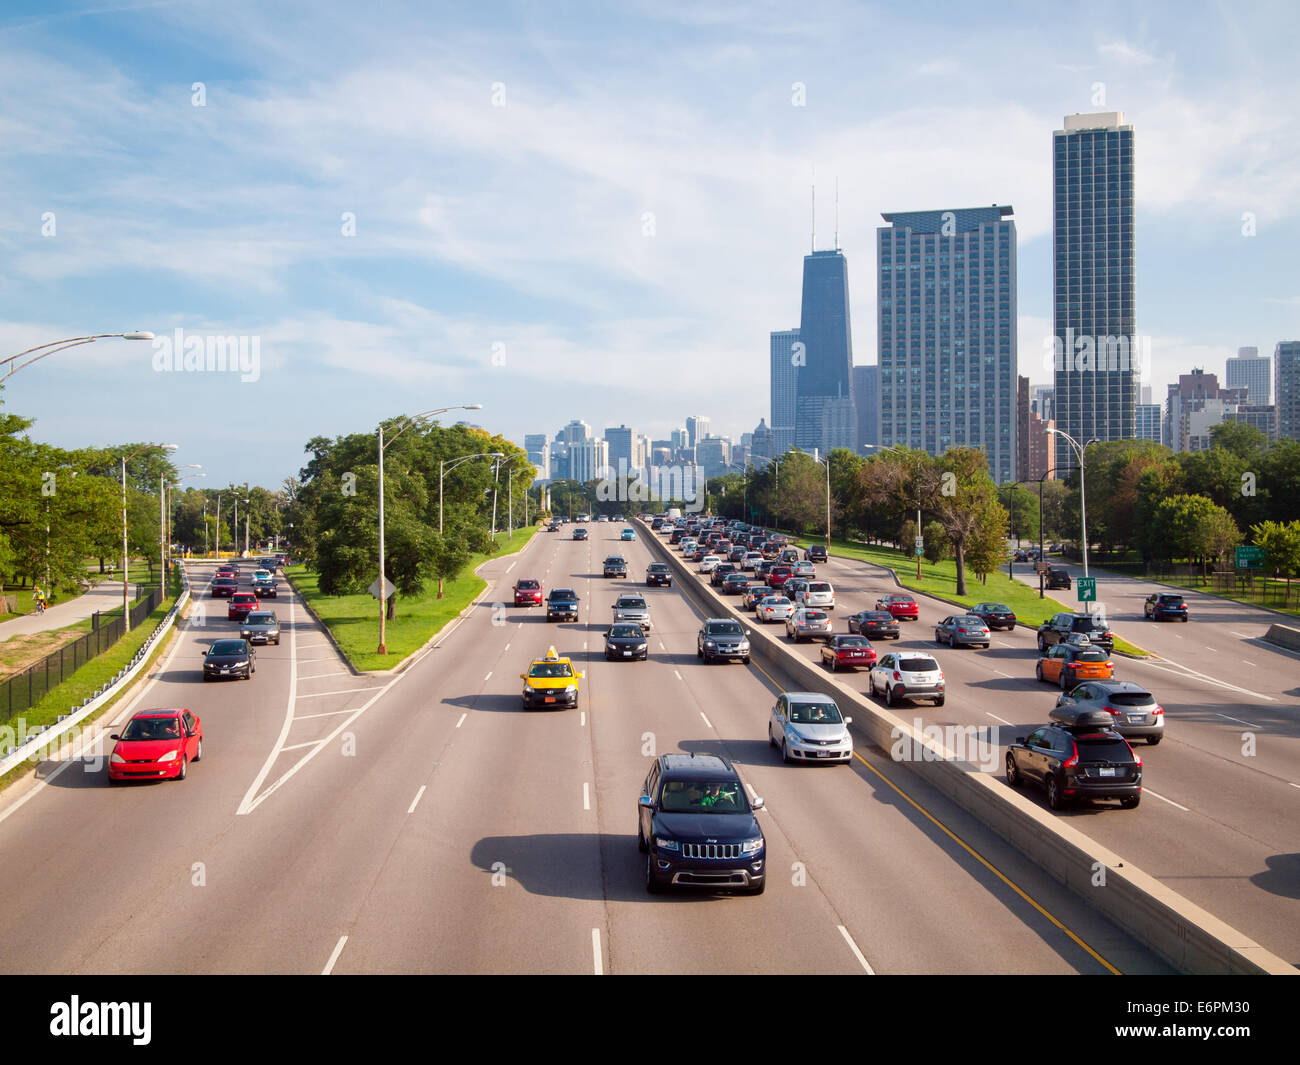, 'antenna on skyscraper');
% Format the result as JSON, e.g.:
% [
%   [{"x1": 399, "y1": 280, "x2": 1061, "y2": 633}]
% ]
[{"x1": 810, "y1": 165, "x2": 816, "y2": 253}]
